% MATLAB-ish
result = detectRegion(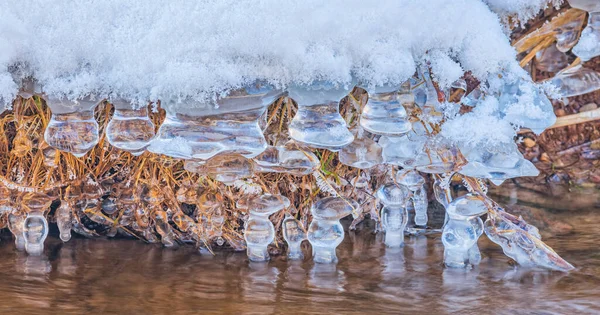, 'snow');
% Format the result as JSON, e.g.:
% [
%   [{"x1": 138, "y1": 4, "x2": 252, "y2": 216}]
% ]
[
  {"x1": 483, "y1": 0, "x2": 563, "y2": 26},
  {"x1": 0, "y1": 0, "x2": 557, "y2": 150},
  {"x1": 2, "y1": 0, "x2": 517, "y2": 108}
]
